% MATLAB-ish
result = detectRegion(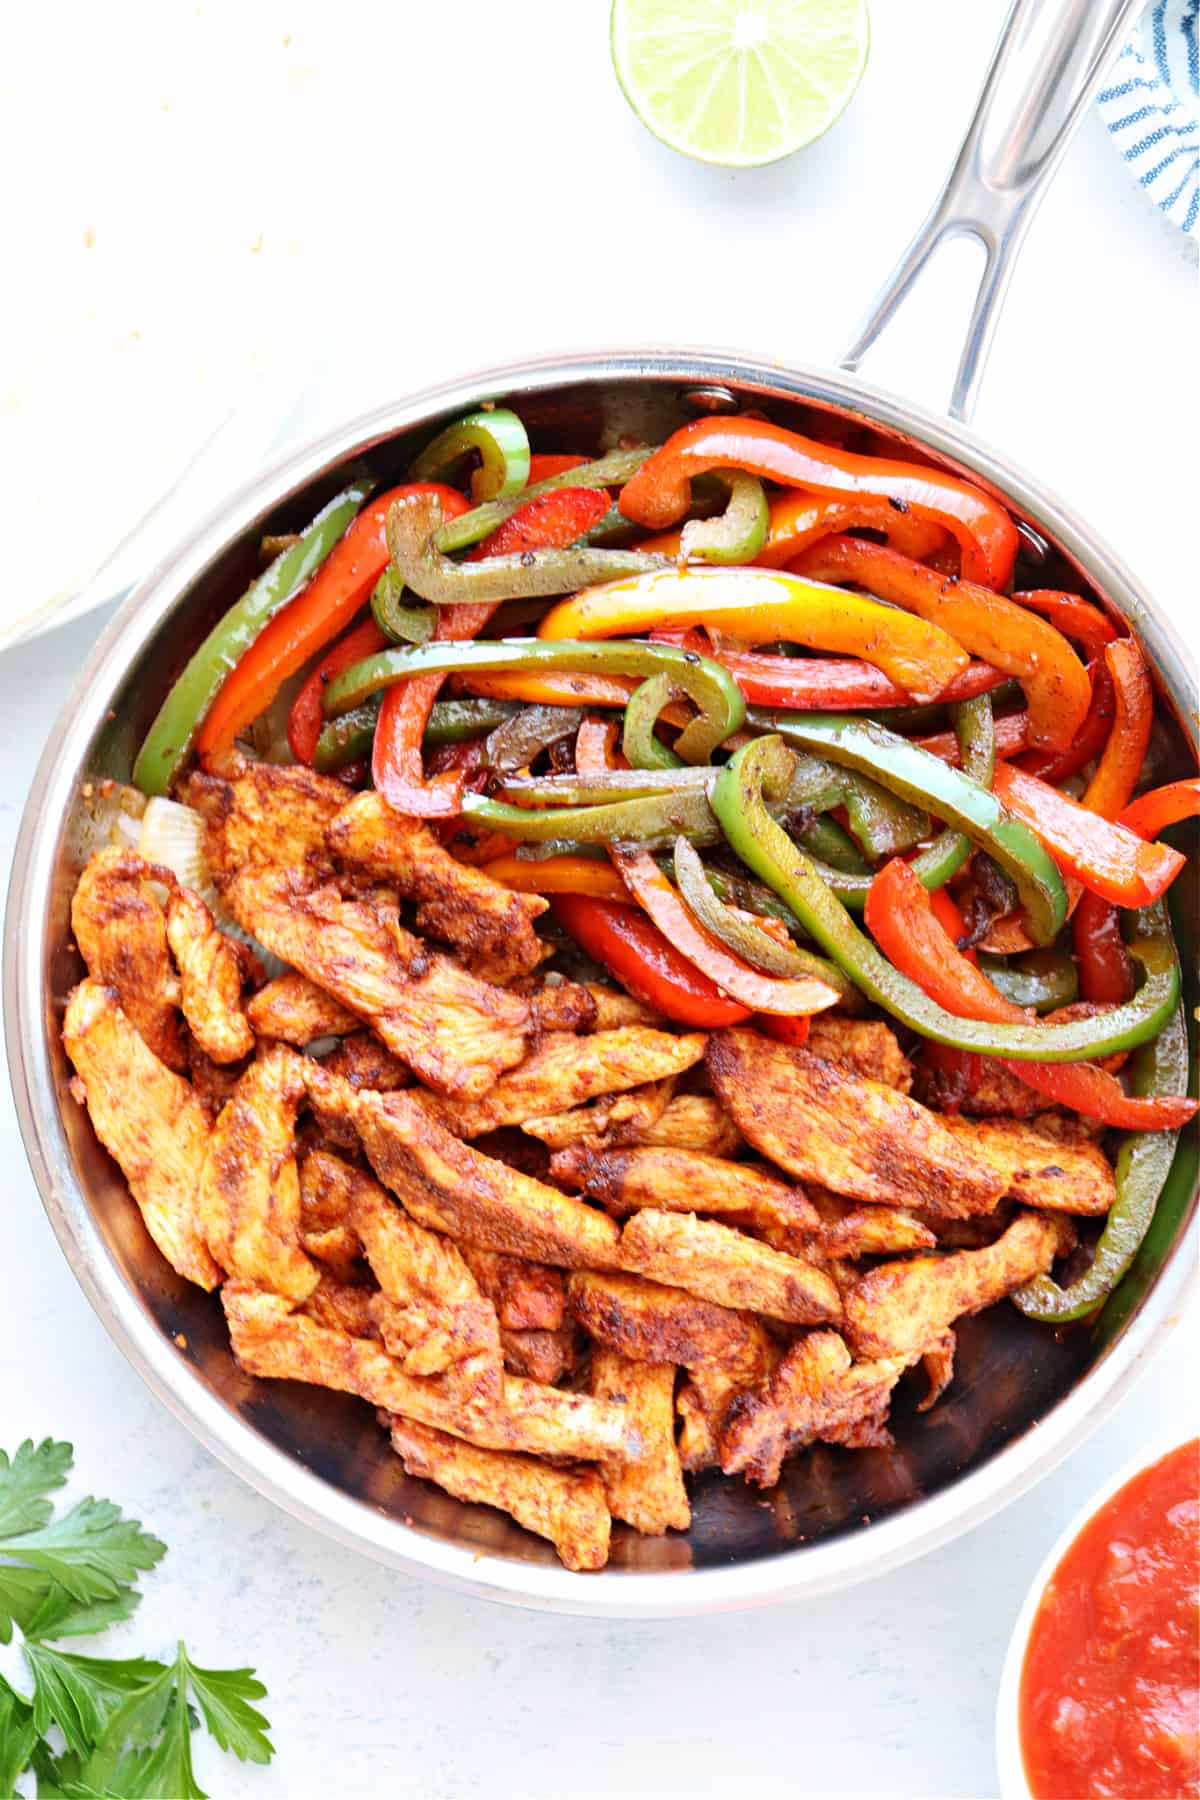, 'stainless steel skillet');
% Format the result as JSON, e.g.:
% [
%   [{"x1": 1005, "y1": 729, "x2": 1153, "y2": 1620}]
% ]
[{"x1": 5, "y1": 0, "x2": 1196, "y2": 1615}]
